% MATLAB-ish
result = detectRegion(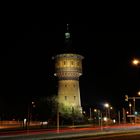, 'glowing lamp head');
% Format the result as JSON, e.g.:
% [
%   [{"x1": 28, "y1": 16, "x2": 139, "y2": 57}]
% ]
[
  {"x1": 103, "y1": 117, "x2": 108, "y2": 121},
  {"x1": 132, "y1": 59, "x2": 140, "y2": 65},
  {"x1": 104, "y1": 103, "x2": 109, "y2": 108}
]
